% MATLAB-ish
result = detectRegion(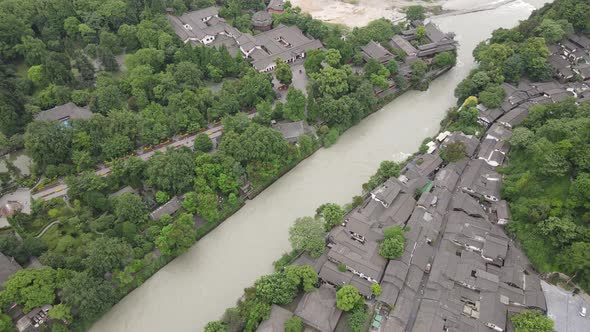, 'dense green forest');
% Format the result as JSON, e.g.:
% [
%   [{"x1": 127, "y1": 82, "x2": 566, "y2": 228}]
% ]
[
  {"x1": 503, "y1": 100, "x2": 590, "y2": 290},
  {"x1": 0, "y1": 0, "x2": 447, "y2": 182},
  {"x1": 452, "y1": 0, "x2": 590, "y2": 290}
]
